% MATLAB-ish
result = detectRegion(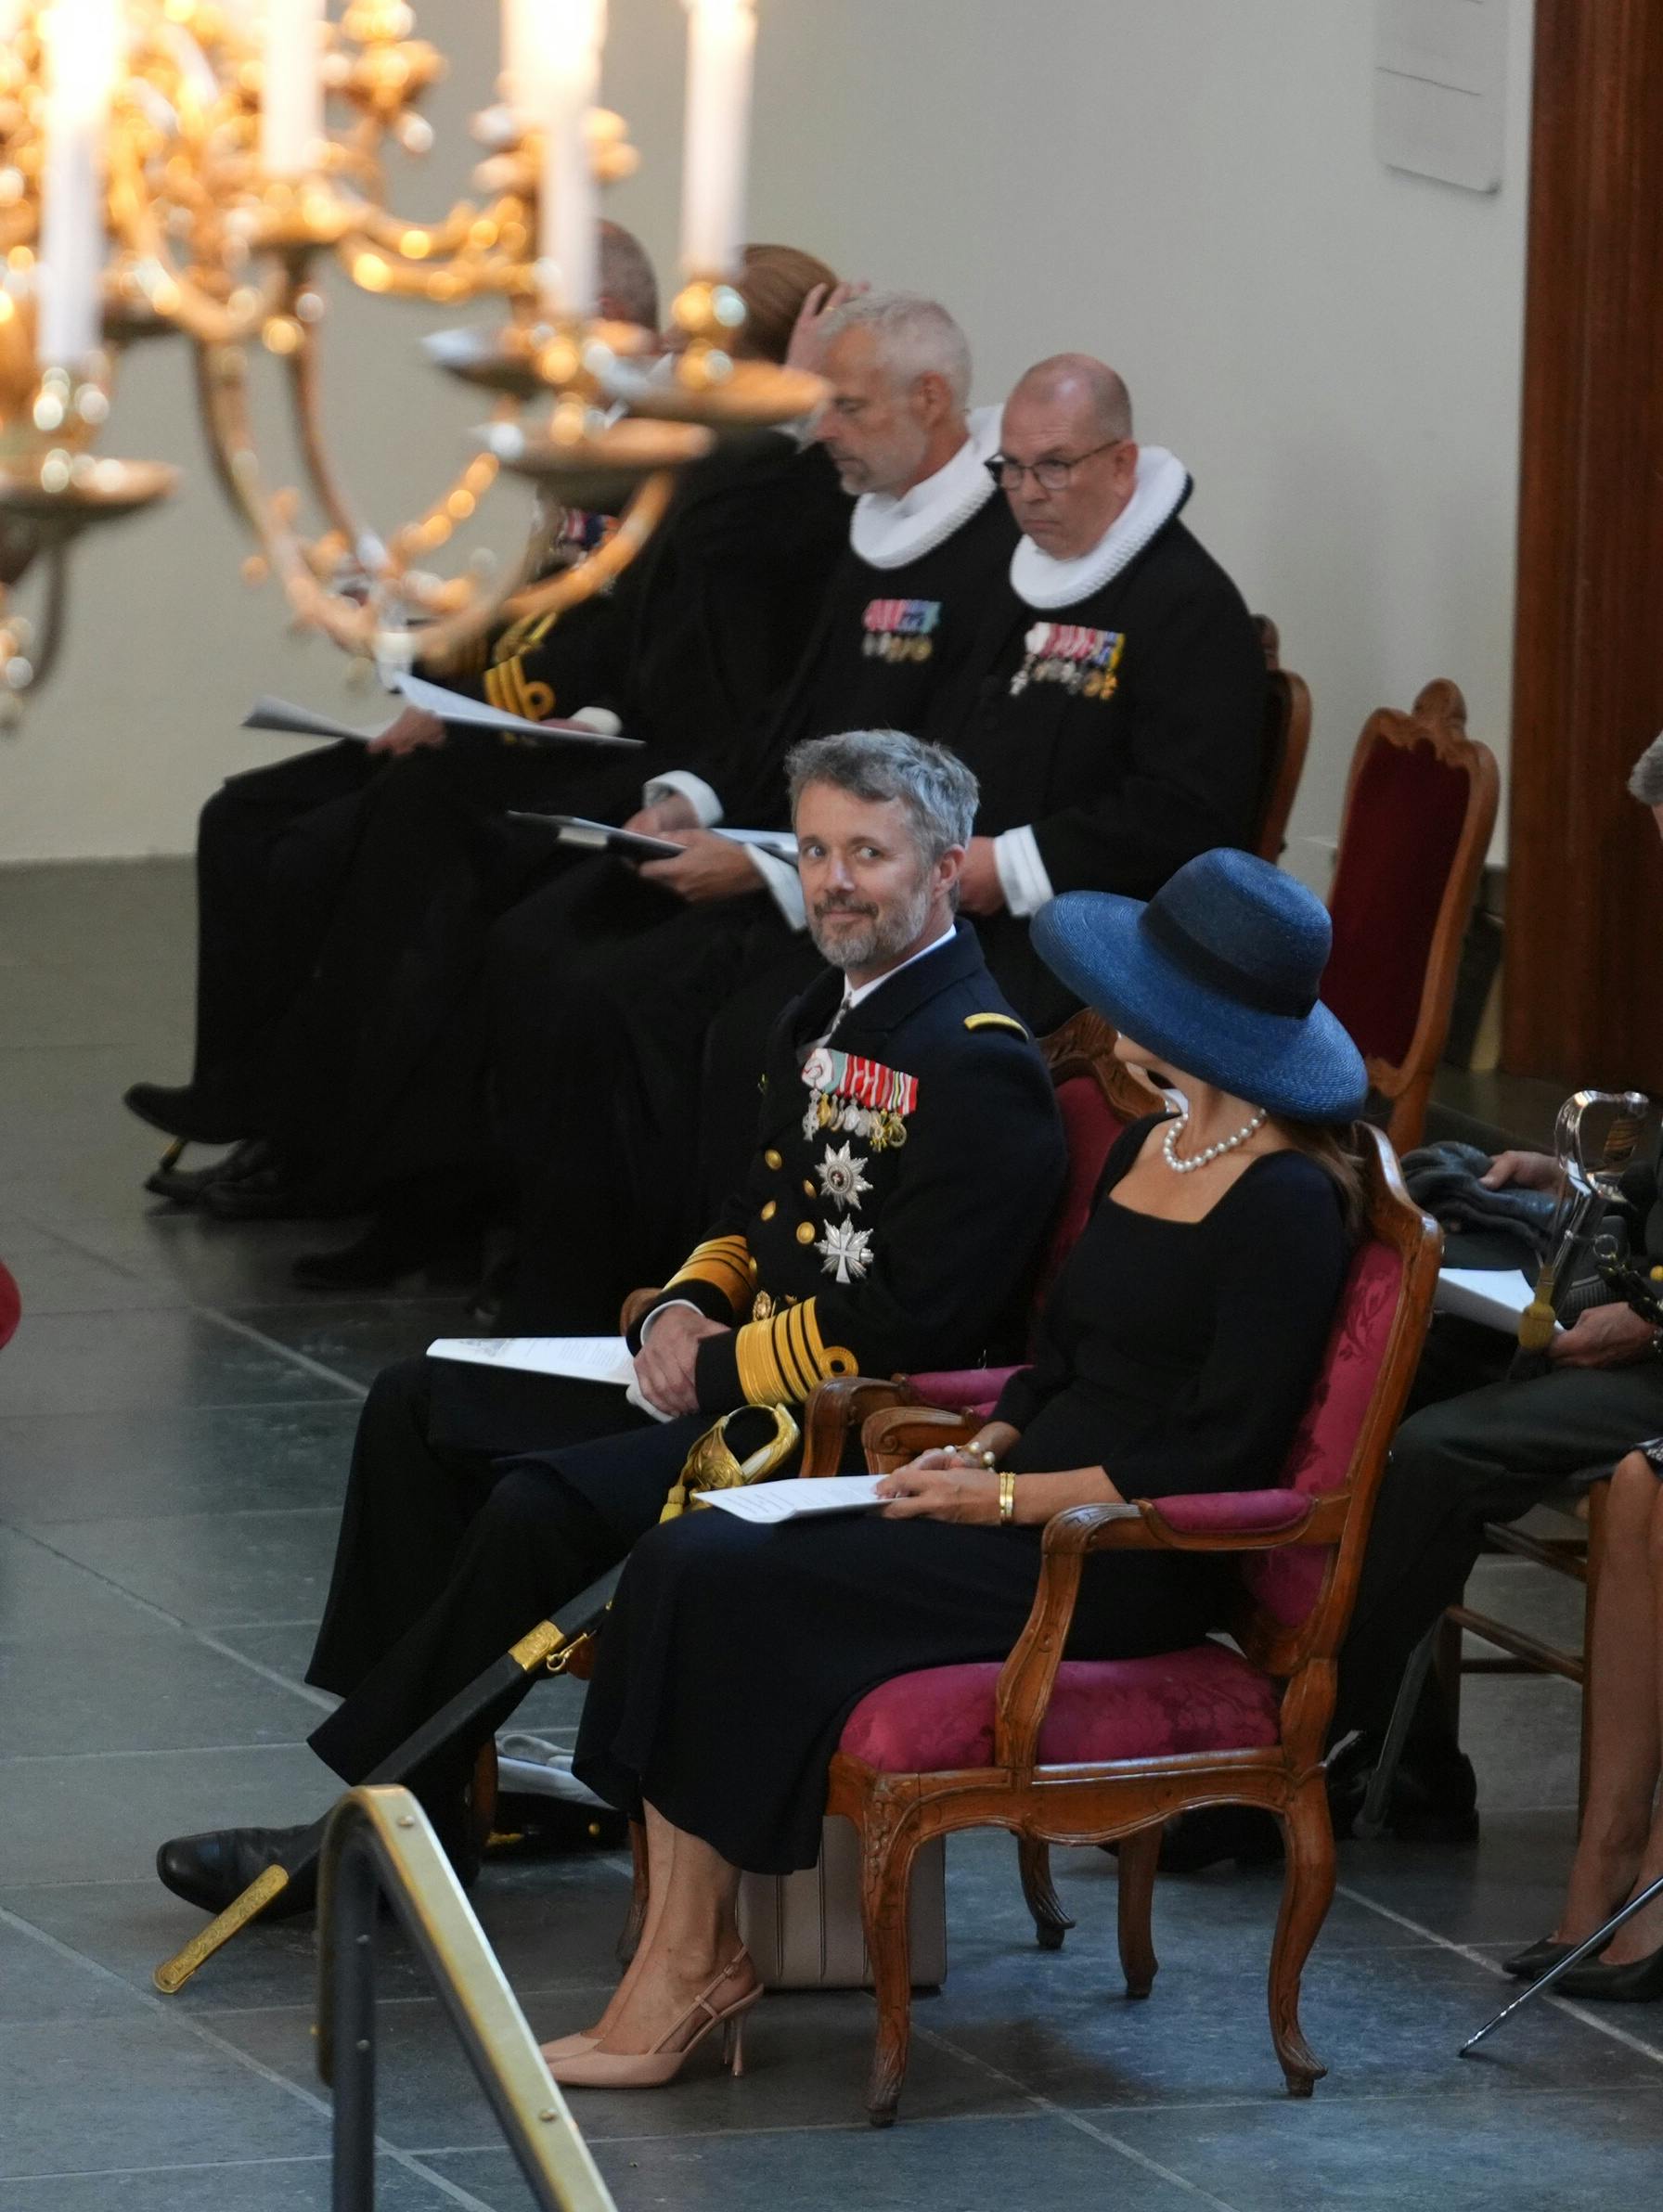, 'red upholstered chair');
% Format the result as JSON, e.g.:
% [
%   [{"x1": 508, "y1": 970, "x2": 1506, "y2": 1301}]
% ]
[
  {"x1": 0, "y1": 1262, "x2": 19, "y2": 1353},
  {"x1": 799, "y1": 1010, "x2": 1164, "y2": 1472},
  {"x1": 818, "y1": 1125, "x2": 1439, "y2": 2125},
  {"x1": 1320, "y1": 680, "x2": 1498, "y2": 1151},
  {"x1": 1252, "y1": 615, "x2": 1312, "y2": 864}
]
